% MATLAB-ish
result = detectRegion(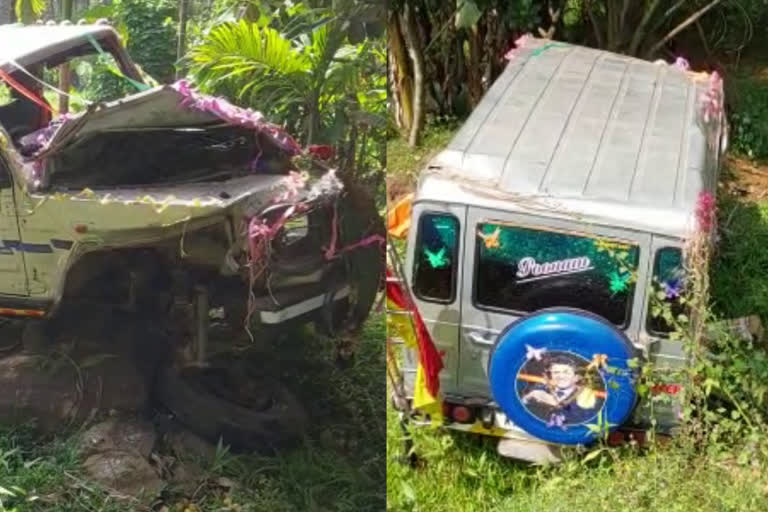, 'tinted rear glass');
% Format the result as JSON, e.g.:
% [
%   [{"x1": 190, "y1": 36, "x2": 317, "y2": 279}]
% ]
[
  {"x1": 413, "y1": 213, "x2": 459, "y2": 303},
  {"x1": 474, "y1": 223, "x2": 640, "y2": 326},
  {"x1": 648, "y1": 247, "x2": 685, "y2": 335}
]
